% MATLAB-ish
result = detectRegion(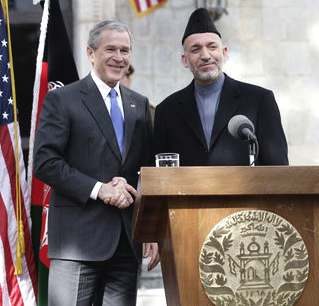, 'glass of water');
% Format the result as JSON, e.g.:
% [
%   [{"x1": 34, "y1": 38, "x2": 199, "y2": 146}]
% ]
[{"x1": 155, "y1": 153, "x2": 180, "y2": 167}]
